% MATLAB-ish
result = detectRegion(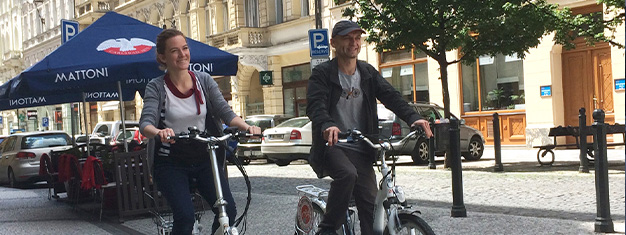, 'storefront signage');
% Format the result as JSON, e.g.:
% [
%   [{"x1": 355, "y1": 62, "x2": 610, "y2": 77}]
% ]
[
  {"x1": 615, "y1": 78, "x2": 625, "y2": 91},
  {"x1": 27, "y1": 110, "x2": 37, "y2": 120},
  {"x1": 260, "y1": 71, "x2": 273, "y2": 86},
  {"x1": 540, "y1": 85, "x2": 551, "y2": 97}
]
